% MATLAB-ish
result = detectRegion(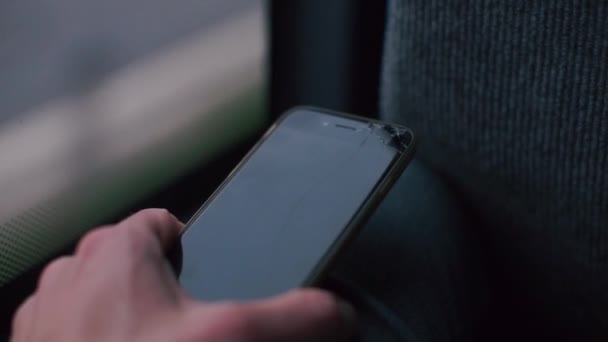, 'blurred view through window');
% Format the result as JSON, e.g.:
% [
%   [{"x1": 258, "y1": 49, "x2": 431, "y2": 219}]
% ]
[{"x1": 0, "y1": 0, "x2": 266, "y2": 287}]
